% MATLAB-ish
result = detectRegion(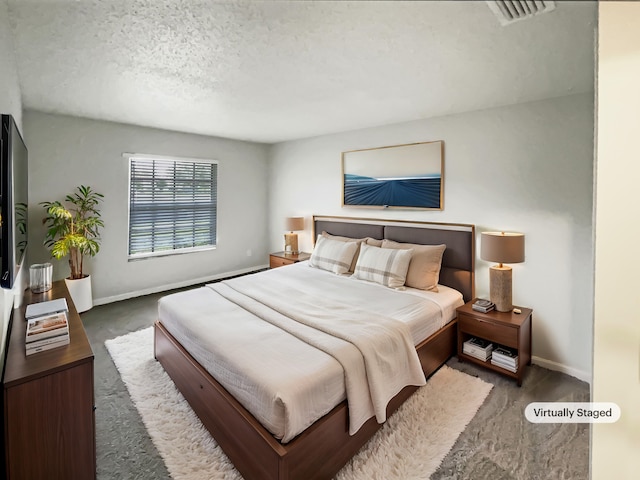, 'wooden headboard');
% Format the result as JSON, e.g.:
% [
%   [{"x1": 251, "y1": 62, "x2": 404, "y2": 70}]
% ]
[{"x1": 313, "y1": 215, "x2": 475, "y2": 302}]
